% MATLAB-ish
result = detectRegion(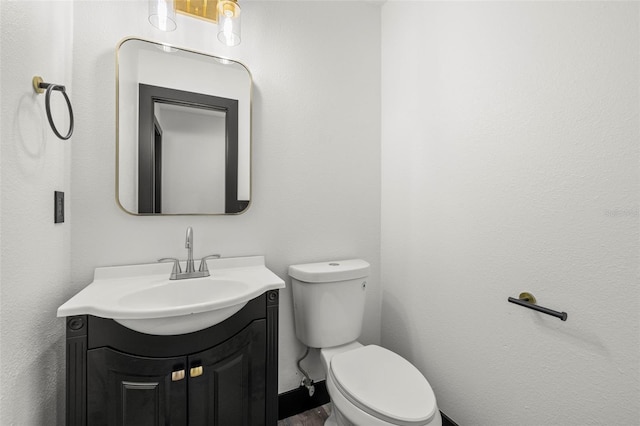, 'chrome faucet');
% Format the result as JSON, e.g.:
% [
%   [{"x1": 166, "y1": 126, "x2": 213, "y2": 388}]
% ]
[
  {"x1": 185, "y1": 226, "x2": 195, "y2": 273},
  {"x1": 158, "y1": 226, "x2": 221, "y2": 280}
]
